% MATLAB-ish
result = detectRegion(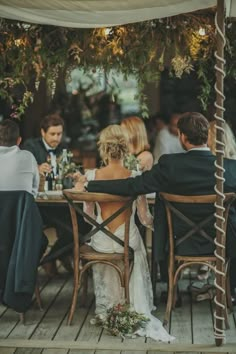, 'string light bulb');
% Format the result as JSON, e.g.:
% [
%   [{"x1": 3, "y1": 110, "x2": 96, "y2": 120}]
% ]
[
  {"x1": 198, "y1": 27, "x2": 206, "y2": 36},
  {"x1": 105, "y1": 27, "x2": 112, "y2": 36}
]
